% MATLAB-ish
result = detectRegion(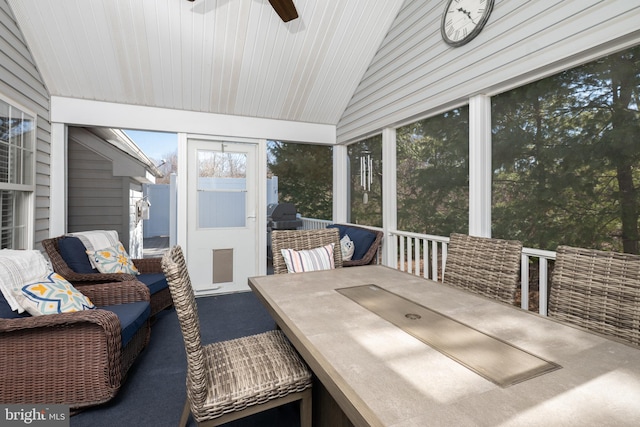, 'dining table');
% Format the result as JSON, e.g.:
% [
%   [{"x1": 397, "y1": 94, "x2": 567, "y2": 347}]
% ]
[{"x1": 248, "y1": 264, "x2": 640, "y2": 427}]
